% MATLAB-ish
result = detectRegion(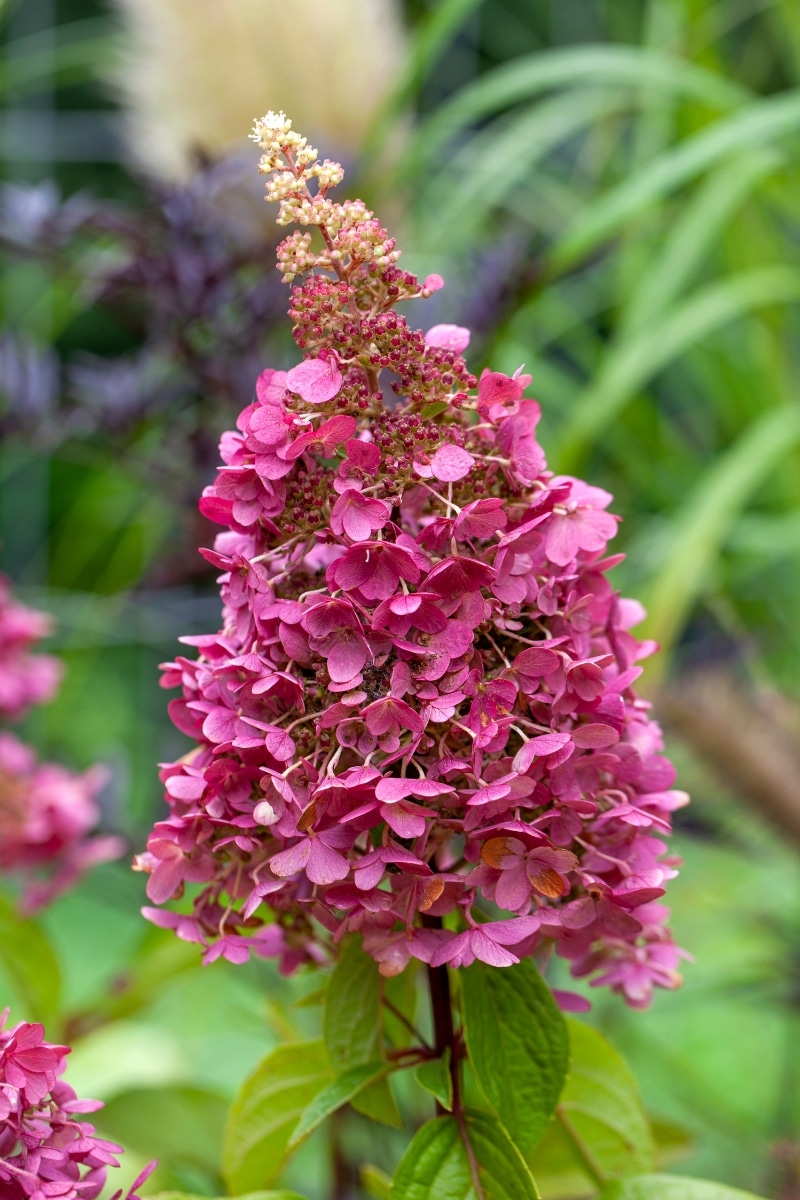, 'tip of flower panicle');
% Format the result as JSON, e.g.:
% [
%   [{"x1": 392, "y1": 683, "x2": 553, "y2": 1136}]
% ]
[{"x1": 250, "y1": 110, "x2": 292, "y2": 144}]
